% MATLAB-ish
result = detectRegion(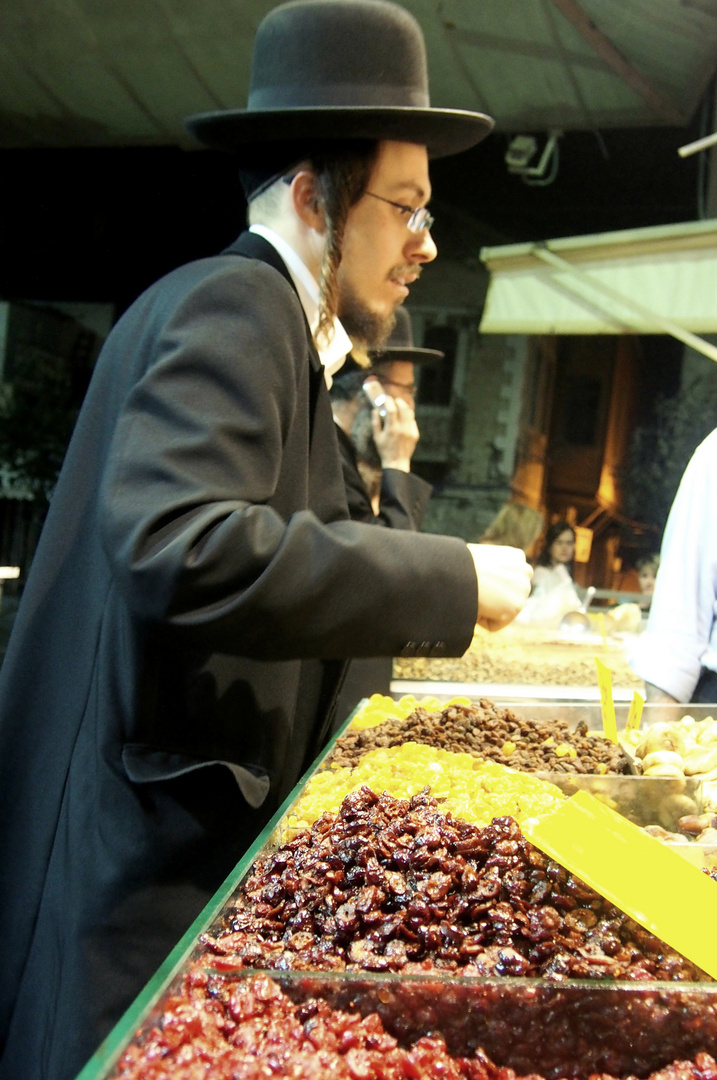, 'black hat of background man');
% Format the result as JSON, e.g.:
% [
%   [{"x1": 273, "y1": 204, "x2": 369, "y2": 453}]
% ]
[
  {"x1": 340, "y1": 306, "x2": 444, "y2": 377},
  {"x1": 369, "y1": 306, "x2": 443, "y2": 364},
  {"x1": 184, "y1": 0, "x2": 494, "y2": 160}
]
